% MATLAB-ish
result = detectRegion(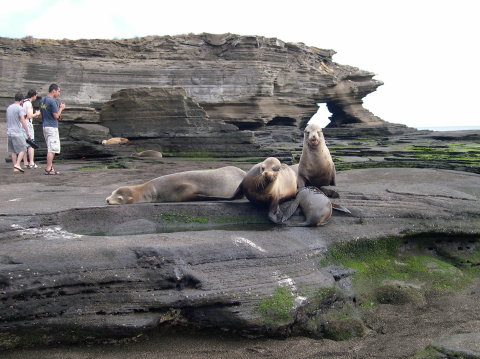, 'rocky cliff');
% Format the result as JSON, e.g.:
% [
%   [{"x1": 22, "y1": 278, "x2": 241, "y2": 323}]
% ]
[{"x1": 0, "y1": 33, "x2": 391, "y2": 159}]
